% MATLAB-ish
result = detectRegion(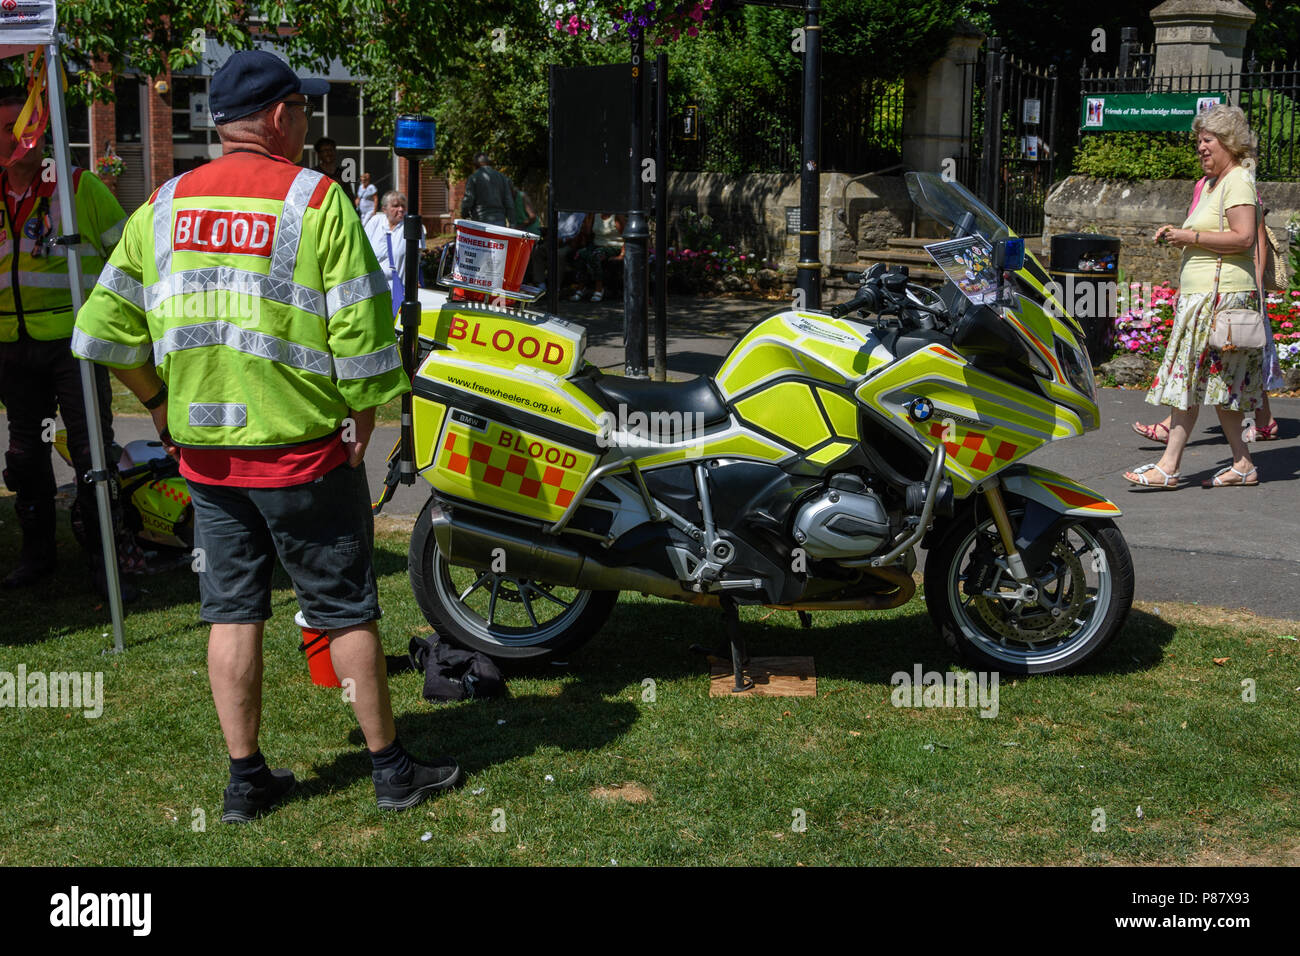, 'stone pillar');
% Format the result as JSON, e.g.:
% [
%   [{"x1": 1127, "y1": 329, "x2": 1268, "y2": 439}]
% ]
[
  {"x1": 901, "y1": 22, "x2": 983, "y2": 178},
  {"x1": 1150, "y1": 0, "x2": 1255, "y2": 84}
]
